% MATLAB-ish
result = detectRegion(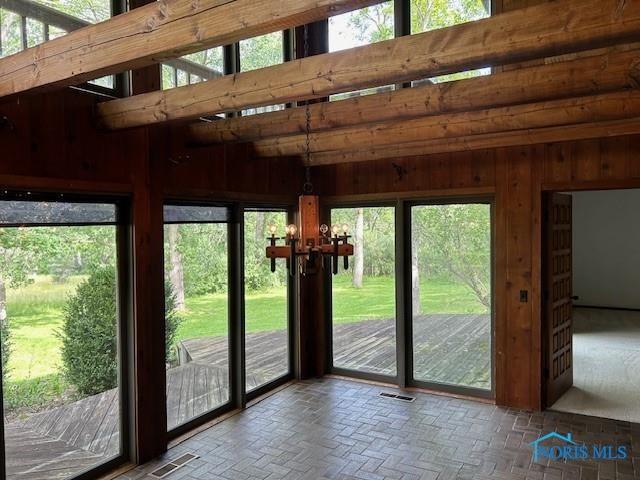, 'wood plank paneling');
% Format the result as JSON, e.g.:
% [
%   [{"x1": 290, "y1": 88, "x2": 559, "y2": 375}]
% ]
[{"x1": 314, "y1": 133, "x2": 640, "y2": 410}]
